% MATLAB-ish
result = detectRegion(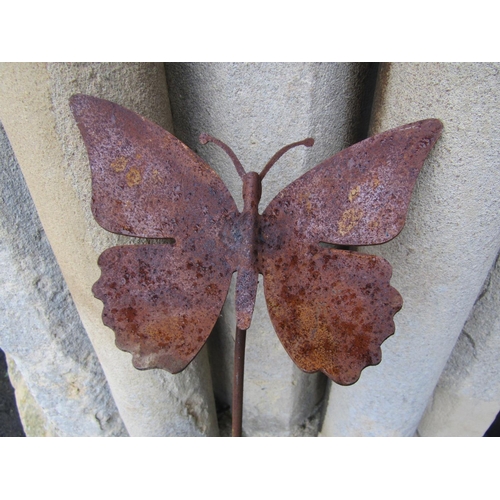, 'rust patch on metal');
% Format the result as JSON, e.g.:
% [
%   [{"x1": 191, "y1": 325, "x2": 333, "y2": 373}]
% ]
[
  {"x1": 348, "y1": 185, "x2": 360, "y2": 202},
  {"x1": 71, "y1": 94, "x2": 442, "y2": 384},
  {"x1": 110, "y1": 156, "x2": 128, "y2": 172},
  {"x1": 125, "y1": 167, "x2": 142, "y2": 187},
  {"x1": 338, "y1": 208, "x2": 364, "y2": 236}
]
